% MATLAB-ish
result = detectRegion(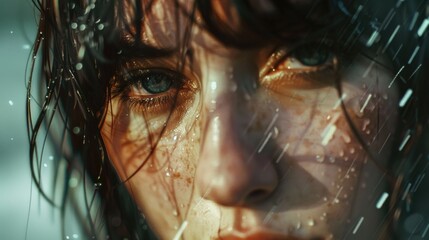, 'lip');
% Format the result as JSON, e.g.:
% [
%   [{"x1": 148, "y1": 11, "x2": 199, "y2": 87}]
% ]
[{"x1": 218, "y1": 229, "x2": 307, "y2": 240}]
